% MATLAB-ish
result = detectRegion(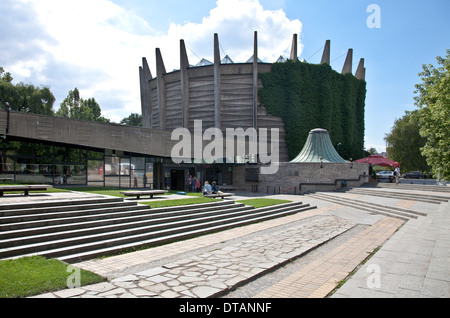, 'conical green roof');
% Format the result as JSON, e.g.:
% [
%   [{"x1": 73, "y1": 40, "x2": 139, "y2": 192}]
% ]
[{"x1": 290, "y1": 128, "x2": 347, "y2": 163}]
